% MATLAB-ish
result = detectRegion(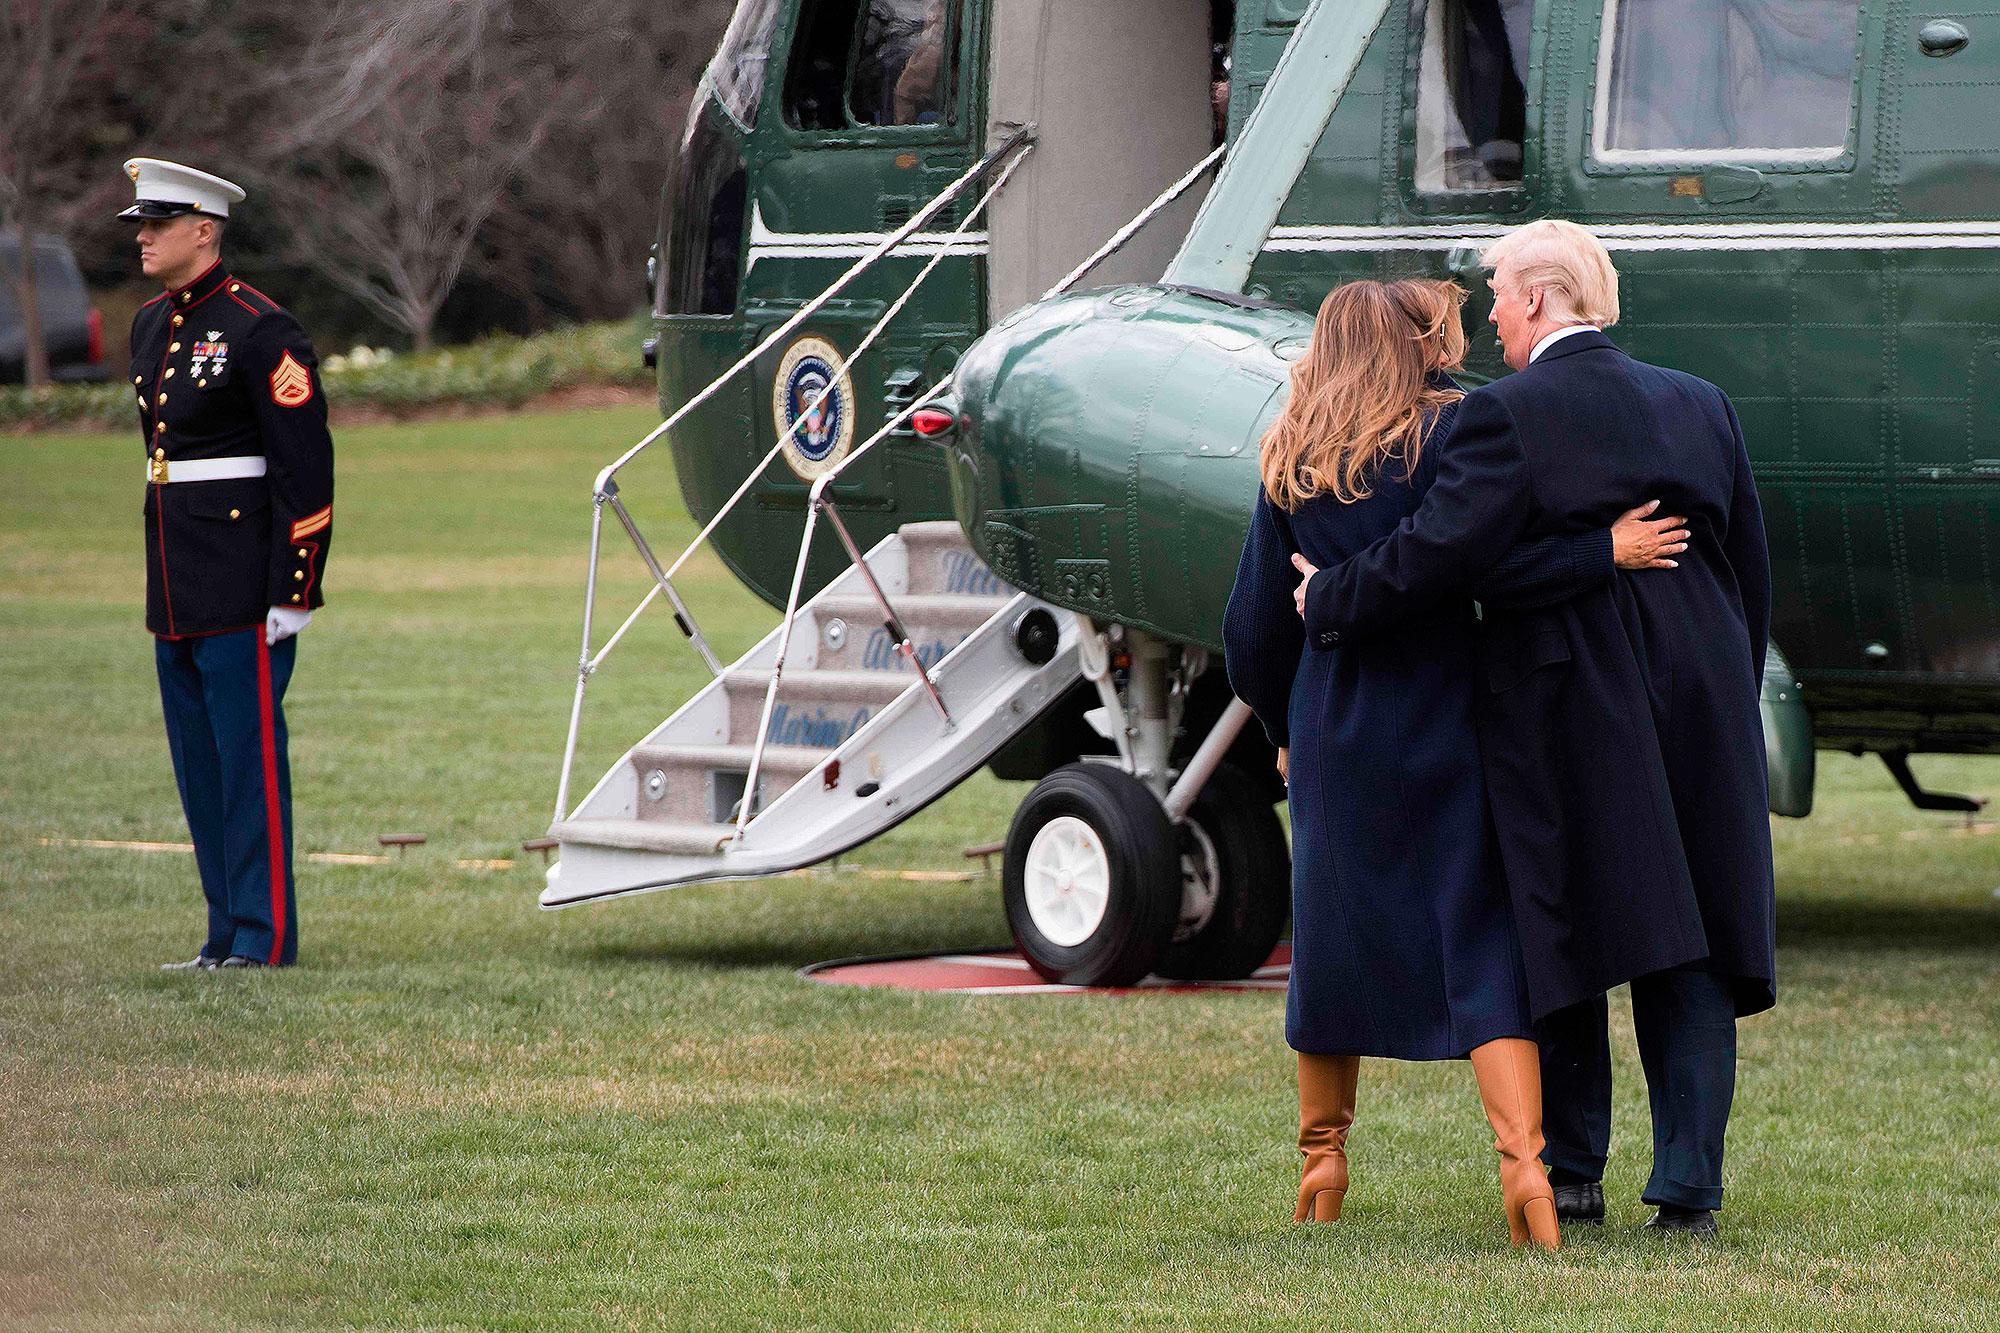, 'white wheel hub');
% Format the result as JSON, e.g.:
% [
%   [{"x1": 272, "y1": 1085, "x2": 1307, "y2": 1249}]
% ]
[{"x1": 1023, "y1": 815, "x2": 1112, "y2": 947}]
